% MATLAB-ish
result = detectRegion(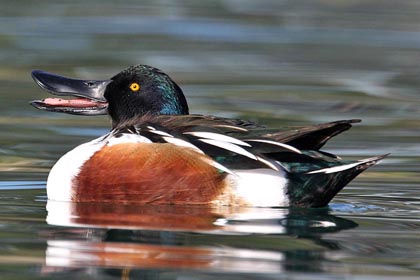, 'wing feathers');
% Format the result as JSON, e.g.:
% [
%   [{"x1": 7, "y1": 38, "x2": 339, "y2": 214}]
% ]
[{"x1": 110, "y1": 115, "x2": 378, "y2": 176}]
